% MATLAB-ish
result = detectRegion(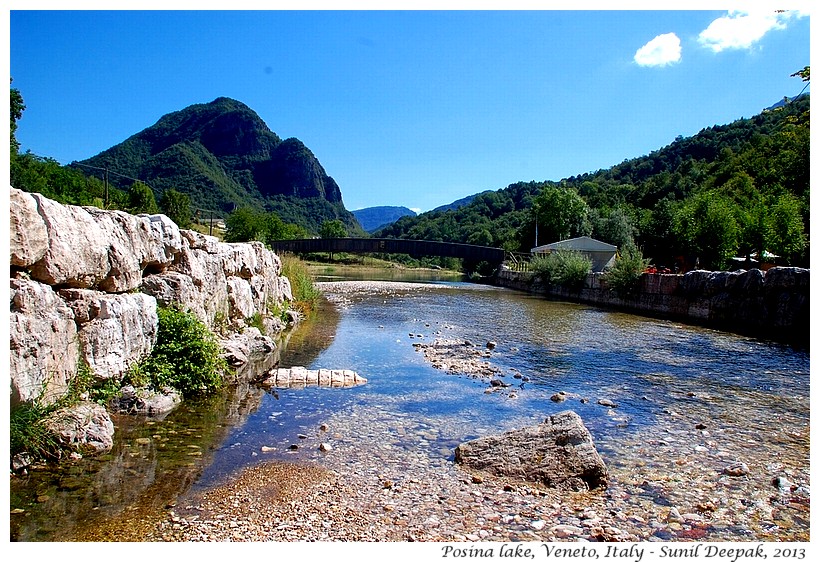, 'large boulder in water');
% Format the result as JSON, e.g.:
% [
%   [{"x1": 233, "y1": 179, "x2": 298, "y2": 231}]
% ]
[
  {"x1": 454, "y1": 410, "x2": 608, "y2": 491},
  {"x1": 45, "y1": 401, "x2": 115, "y2": 455}
]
